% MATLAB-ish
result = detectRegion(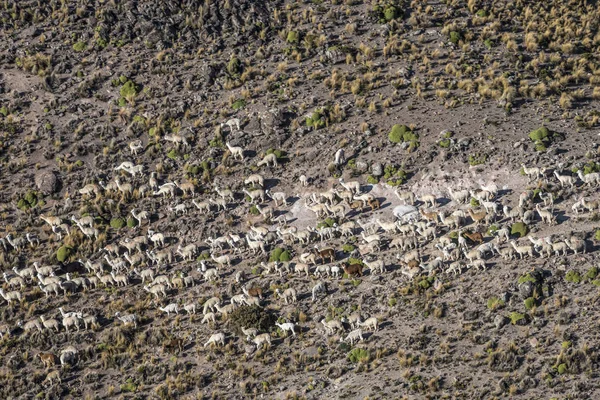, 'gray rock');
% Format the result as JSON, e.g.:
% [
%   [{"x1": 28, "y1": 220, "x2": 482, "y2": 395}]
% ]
[
  {"x1": 354, "y1": 161, "x2": 368, "y2": 173},
  {"x1": 532, "y1": 317, "x2": 546, "y2": 328},
  {"x1": 494, "y1": 315, "x2": 508, "y2": 329},
  {"x1": 371, "y1": 163, "x2": 383, "y2": 177},
  {"x1": 244, "y1": 345, "x2": 256, "y2": 356},
  {"x1": 557, "y1": 312, "x2": 571, "y2": 325},
  {"x1": 35, "y1": 170, "x2": 60, "y2": 194},
  {"x1": 462, "y1": 310, "x2": 478, "y2": 321},
  {"x1": 518, "y1": 281, "x2": 534, "y2": 299}
]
